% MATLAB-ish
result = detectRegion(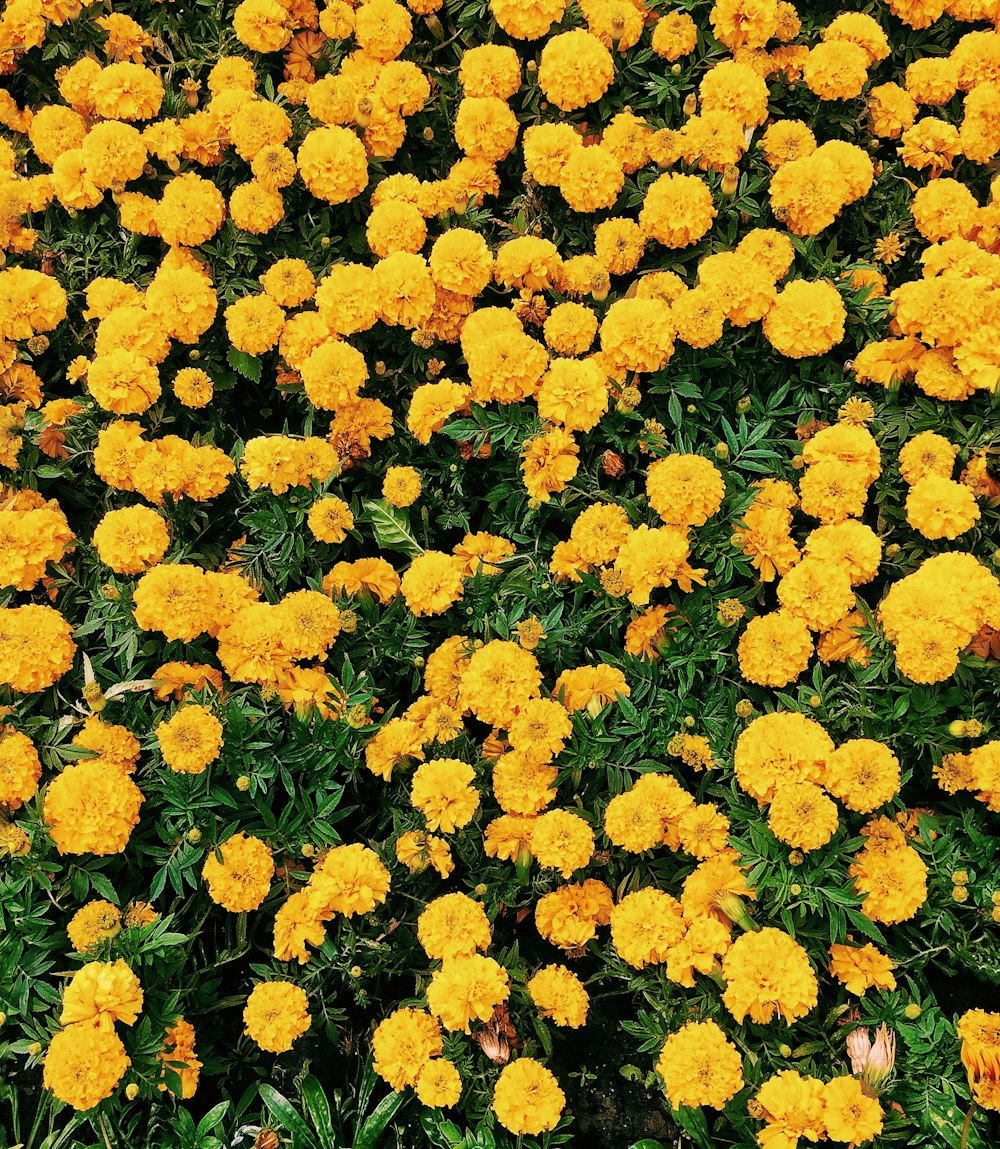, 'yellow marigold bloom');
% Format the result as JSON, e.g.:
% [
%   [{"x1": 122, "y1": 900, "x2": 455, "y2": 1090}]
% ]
[
  {"x1": 610, "y1": 887, "x2": 686, "y2": 969},
  {"x1": 849, "y1": 819, "x2": 928, "y2": 925},
  {"x1": 298, "y1": 125, "x2": 369, "y2": 204},
  {"x1": 905, "y1": 475, "x2": 980, "y2": 540},
  {"x1": 526, "y1": 964, "x2": 588, "y2": 1028},
  {"x1": 722, "y1": 927, "x2": 818, "y2": 1024},
  {"x1": 460, "y1": 640, "x2": 542, "y2": 728},
  {"x1": 407, "y1": 379, "x2": 470, "y2": 444},
  {"x1": 759, "y1": 119, "x2": 817, "y2": 169},
  {"x1": 738, "y1": 610, "x2": 813, "y2": 688},
  {"x1": 311, "y1": 843, "x2": 391, "y2": 917},
  {"x1": 900, "y1": 116, "x2": 961, "y2": 174},
  {"x1": 651, "y1": 11, "x2": 697, "y2": 60},
  {"x1": 61, "y1": 959, "x2": 143, "y2": 1030},
  {"x1": 640, "y1": 173, "x2": 716, "y2": 250},
  {"x1": 768, "y1": 780, "x2": 839, "y2": 851},
  {"x1": 43, "y1": 1025, "x2": 130, "y2": 1111},
  {"x1": 538, "y1": 29, "x2": 613, "y2": 111},
  {"x1": 735, "y1": 711, "x2": 833, "y2": 805},
  {"x1": 624, "y1": 605, "x2": 676, "y2": 661},
  {"x1": 70, "y1": 721, "x2": 138, "y2": 776},
  {"x1": 483, "y1": 813, "x2": 536, "y2": 861},
  {"x1": 401, "y1": 551, "x2": 464, "y2": 618},
  {"x1": 822, "y1": 1075, "x2": 884, "y2": 1143},
  {"x1": 777, "y1": 556, "x2": 854, "y2": 632},
  {"x1": 410, "y1": 757, "x2": 479, "y2": 833},
  {"x1": 665, "y1": 915, "x2": 731, "y2": 987},
  {"x1": 67, "y1": 901, "x2": 122, "y2": 953},
  {"x1": 656, "y1": 1019, "x2": 744, "y2": 1109},
  {"x1": 173, "y1": 367, "x2": 213, "y2": 409},
  {"x1": 415, "y1": 1059, "x2": 462, "y2": 1108},
  {"x1": 506, "y1": 697, "x2": 572, "y2": 765},
  {"x1": 159, "y1": 1017, "x2": 201, "y2": 1099},
  {"x1": 535, "y1": 879, "x2": 614, "y2": 949},
  {"x1": 537, "y1": 358, "x2": 608, "y2": 433},
  {"x1": 604, "y1": 787, "x2": 668, "y2": 853},
  {"x1": 530, "y1": 809, "x2": 594, "y2": 878},
  {"x1": 763, "y1": 280, "x2": 846, "y2": 359},
  {"x1": 646, "y1": 454, "x2": 725, "y2": 528},
  {"x1": 326, "y1": 556, "x2": 400, "y2": 604},
  {"x1": 373, "y1": 1008, "x2": 443, "y2": 1090},
  {"x1": 427, "y1": 953, "x2": 510, "y2": 1032},
  {"x1": 43, "y1": 759, "x2": 143, "y2": 856},
  {"x1": 381, "y1": 465, "x2": 421, "y2": 508},
  {"x1": 155, "y1": 704, "x2": 223, "y2": 775},
  {"x1": 0, "y1": 728, "x2": 41, "y2": 810},
  {"x1": 710, "y1": 0, "x2": 779, "y2": 52},
  {"x1": 493, "y1": 1058, "x2": 565, "y2": 1135},
  {"x1": 307, "y1": 497, "x2": 354, "y2": 545},
  {"x1": 678, "y1": 802, "x2": 730, "y2": 859},
  {"x1": 202, "y1": 832, "x2": 274, "y2": 912},
  {"x1": 418, "y1": 892, "x2": 491, "y2": 960},
  {"x1": 521, "y1": 426, "x2": 580, "y2": 502},
  {"x1": 754, "y1": 1070, "x2": 825, "y2": 1147},
  {"x1": 803, "y1": 40, "x2": 870, "y2": 101},
  {"x1": 829, "y1": 942, "x2": 897, "y2": 996},
  {"x1": 826, "y1": 740, "x2": 900, "y2": 813},
  {"x1": 365, "y1": 717, "x2": 425, "y2": 780},
  {"x1": 243, "y1": 981, "x2": 310, "y2": 1053},
  {"x1": 554, "y1": 663, "x2": 630, "y2": 715},
  {"x1": 459, "y1": 44, "x2": 521, "y2": 99},
  {"x1": 899, "y1": 431, "x2": 959, "y2": 485},
  {"x1": 802, "y1": 520, "x2": 881, "y2": 587}
]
